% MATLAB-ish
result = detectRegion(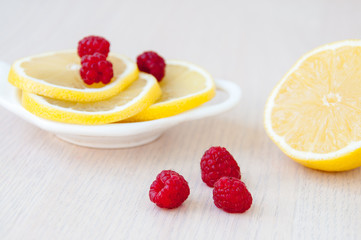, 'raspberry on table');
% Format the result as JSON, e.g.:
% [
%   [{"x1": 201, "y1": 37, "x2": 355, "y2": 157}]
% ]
[
  {"x1": 77, "y1": 35, "x2": 110, "y2": 58},
  {"x1": 213, "y1": 177, "x2": 252, "y2": 213},
  {"x1": 80, "y1": 53, "x2": 114, "y2": 85},
  {"x1": 200, "y1": 146, "x2": 241, "y2": 187},
  {"x1": 137, "y1": 51, "x2": 166, "y2": 82},
  {"x1": 149, "y1": 170, "x2": 190, "y2": 209}
]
